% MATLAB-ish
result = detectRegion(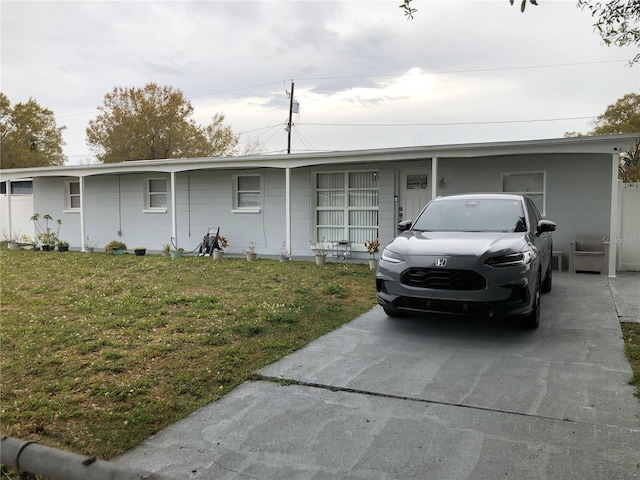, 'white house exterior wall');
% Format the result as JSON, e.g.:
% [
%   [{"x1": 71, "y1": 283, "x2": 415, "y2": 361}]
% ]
[
  {"x1": 417, "y1": 153, "x2": 612, "y2": 269},
  {"x1": 0, "y1": 192, "x2": 34, "y2": 242},
  {"x1": 29, "y1": 152, "x2": 614, "y2": 269},
  {"x1": 12, "y1": 133, "x2": 632, "y2": 271}
]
